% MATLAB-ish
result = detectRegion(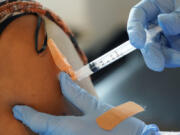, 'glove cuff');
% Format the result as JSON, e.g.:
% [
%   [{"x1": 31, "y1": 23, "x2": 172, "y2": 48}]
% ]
[{"x1": 141, "y1": 124, "x2": 160, "y2": 135}]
